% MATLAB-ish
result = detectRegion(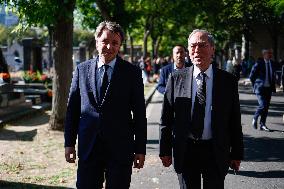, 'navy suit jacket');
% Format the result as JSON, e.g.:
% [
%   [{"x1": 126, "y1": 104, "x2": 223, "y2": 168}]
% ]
[
  {"x1": 157, "y1": 62, "x2": 192, "y2": 94},
  {"x1": 159, "y1": 66, "x2": 244, "y2": 176},
  {"x1": 249, "y1": 59, "x2": 276, "y2": 94},
  {"x1": 64, "y1": 56, "x2": 147, "y2": 163}
]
